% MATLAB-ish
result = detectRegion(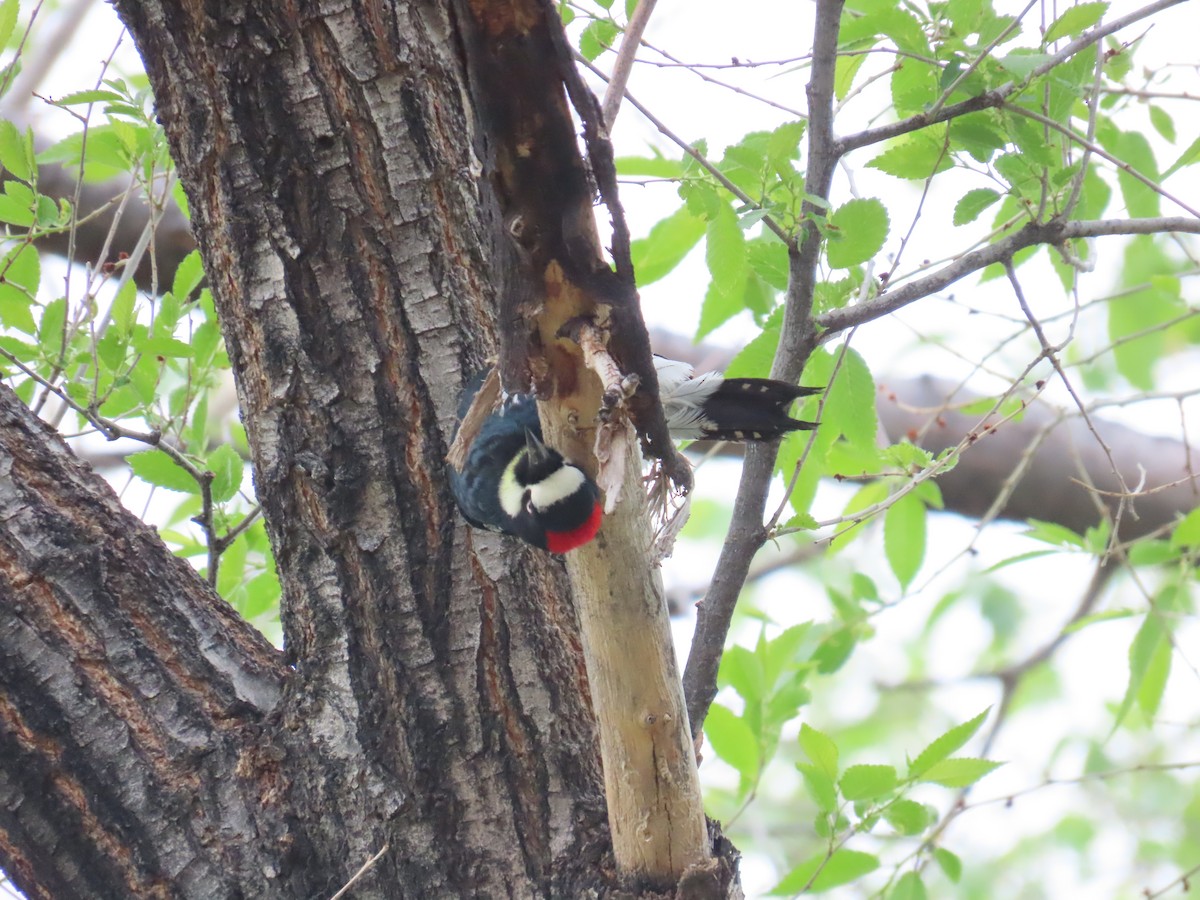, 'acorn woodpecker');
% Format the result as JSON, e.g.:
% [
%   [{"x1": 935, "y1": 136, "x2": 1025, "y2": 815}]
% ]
[
  {"x1": 448, "y1": 373, "x2": 603, "y2": 554},
  {"x1": 448, "y1": 359, "x2": 819, "y2": 552}
]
